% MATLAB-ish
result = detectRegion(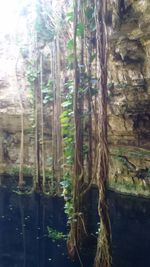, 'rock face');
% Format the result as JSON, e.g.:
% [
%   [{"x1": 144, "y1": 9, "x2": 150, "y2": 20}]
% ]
[
  {"x1": 0, "y1": 34, "x2": 52, "y2": 175},
  {"x1": 108, "y1": 0, "x2": 150, "y2": 187},
  {"x1": 0, "y1": 35, "x2": 34, "y2": 173}
]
